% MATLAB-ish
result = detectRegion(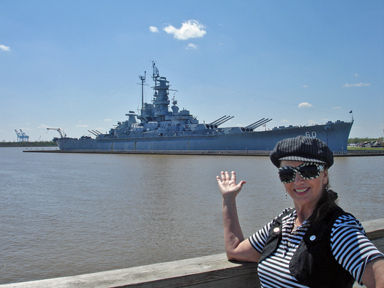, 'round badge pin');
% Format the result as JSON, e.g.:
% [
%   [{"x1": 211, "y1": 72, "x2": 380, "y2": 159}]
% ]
[
  {"x1": 310, "y1": 235, "x2": 316, "y2": 241},
  {"x1": 273, "y1": 227, "x2": 280, "y2": 233}
]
